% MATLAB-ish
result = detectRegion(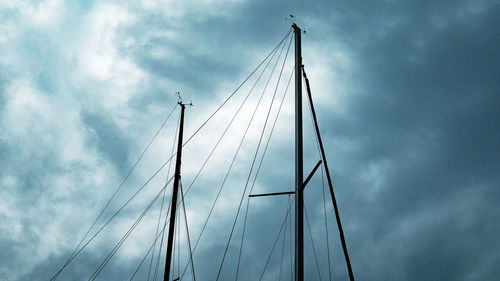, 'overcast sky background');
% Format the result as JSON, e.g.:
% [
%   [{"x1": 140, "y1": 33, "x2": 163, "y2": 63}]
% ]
[{"x1": 1, "y1": 0, "x2": 499, "y2": 281}]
